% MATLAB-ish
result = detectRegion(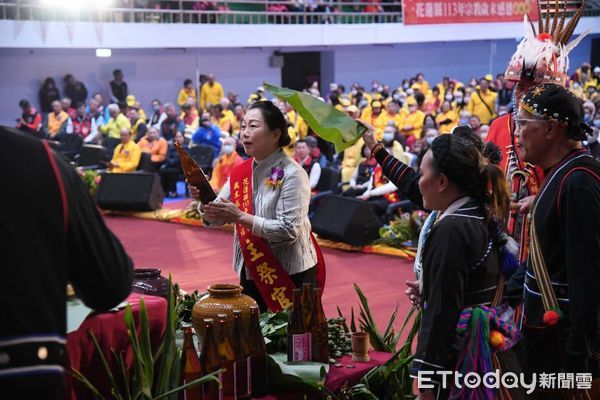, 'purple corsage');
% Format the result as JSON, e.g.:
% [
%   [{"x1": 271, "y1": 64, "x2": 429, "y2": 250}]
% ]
[{"x1": 265, "y1": 166, "x2": 284, "y2": 189}]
